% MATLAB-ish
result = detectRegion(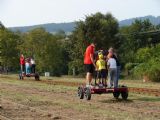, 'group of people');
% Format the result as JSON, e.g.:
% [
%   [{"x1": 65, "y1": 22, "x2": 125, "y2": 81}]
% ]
[
  {"x1": 20, "y1": 54, "x2": 36, "y2": 75},
  {"x1": 84, "y1": 42, "x2": 120, "y2": 88}
]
